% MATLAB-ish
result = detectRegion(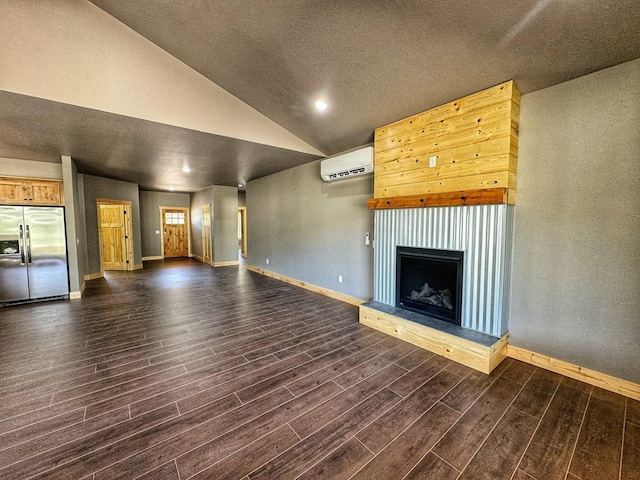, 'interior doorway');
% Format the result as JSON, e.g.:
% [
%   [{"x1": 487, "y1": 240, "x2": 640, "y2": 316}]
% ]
[
  {"x1": 161, "y1": 207, "x2": 189, "y2": 258},
  {"x1": 97, "y1": 200, "x2": 134, "y2": 272},
  {"x1": 238, "y1": 206, "x2": 247, "y2": 259},
  {"x1": 201, "y1": 204, "x2": 211, "y2": 264}
]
